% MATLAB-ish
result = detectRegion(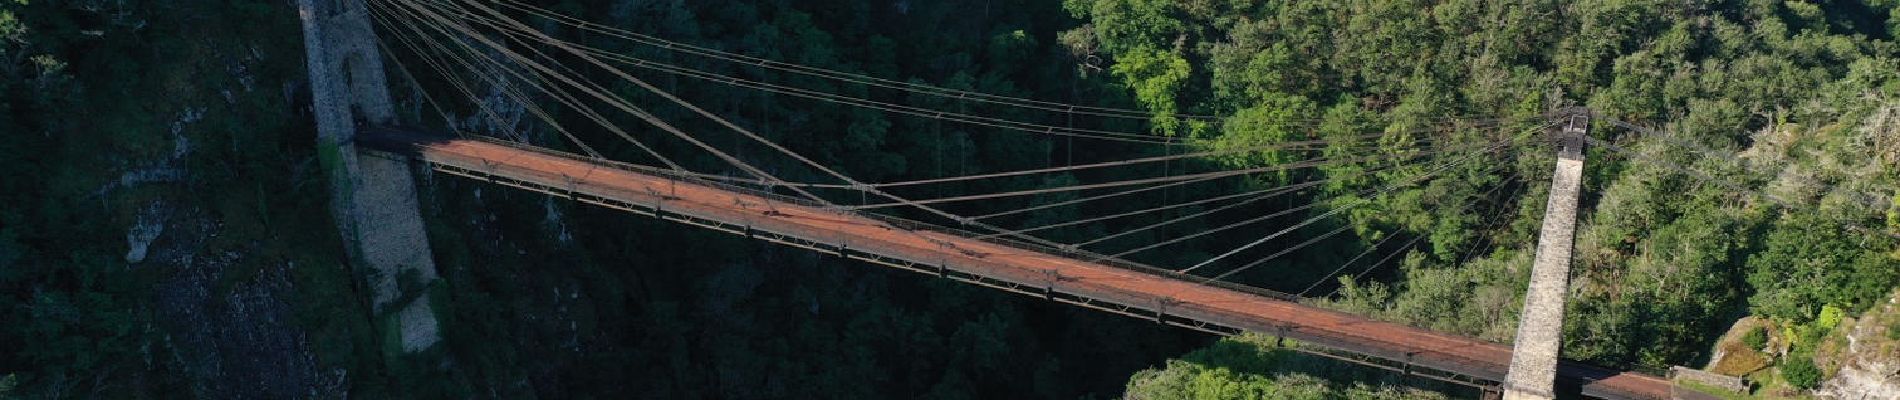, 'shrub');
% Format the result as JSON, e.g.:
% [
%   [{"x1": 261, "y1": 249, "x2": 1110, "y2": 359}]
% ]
[
  {"x1": 1782, "y1": 353, "x2": 1822, "y2": 390},
  {"x1": 1742, "y1": 327, "x2": 1768, "y2": 351},
  {"x1": 1816, "y1": 305, "x2": 1845, "y2": 331}
]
